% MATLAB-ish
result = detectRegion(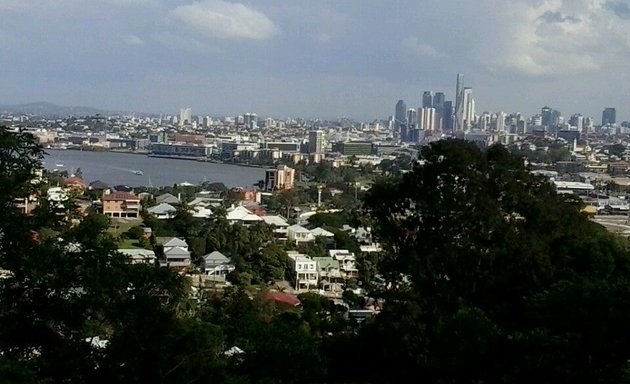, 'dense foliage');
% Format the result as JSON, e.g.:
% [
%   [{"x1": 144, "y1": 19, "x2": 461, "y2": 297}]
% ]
[
  {"x1": 1, "y1": 129, "x2": 629, "y2": 383},
  {"x1": 362, "y1": 139, "x2": 630, "y2": 383}
]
